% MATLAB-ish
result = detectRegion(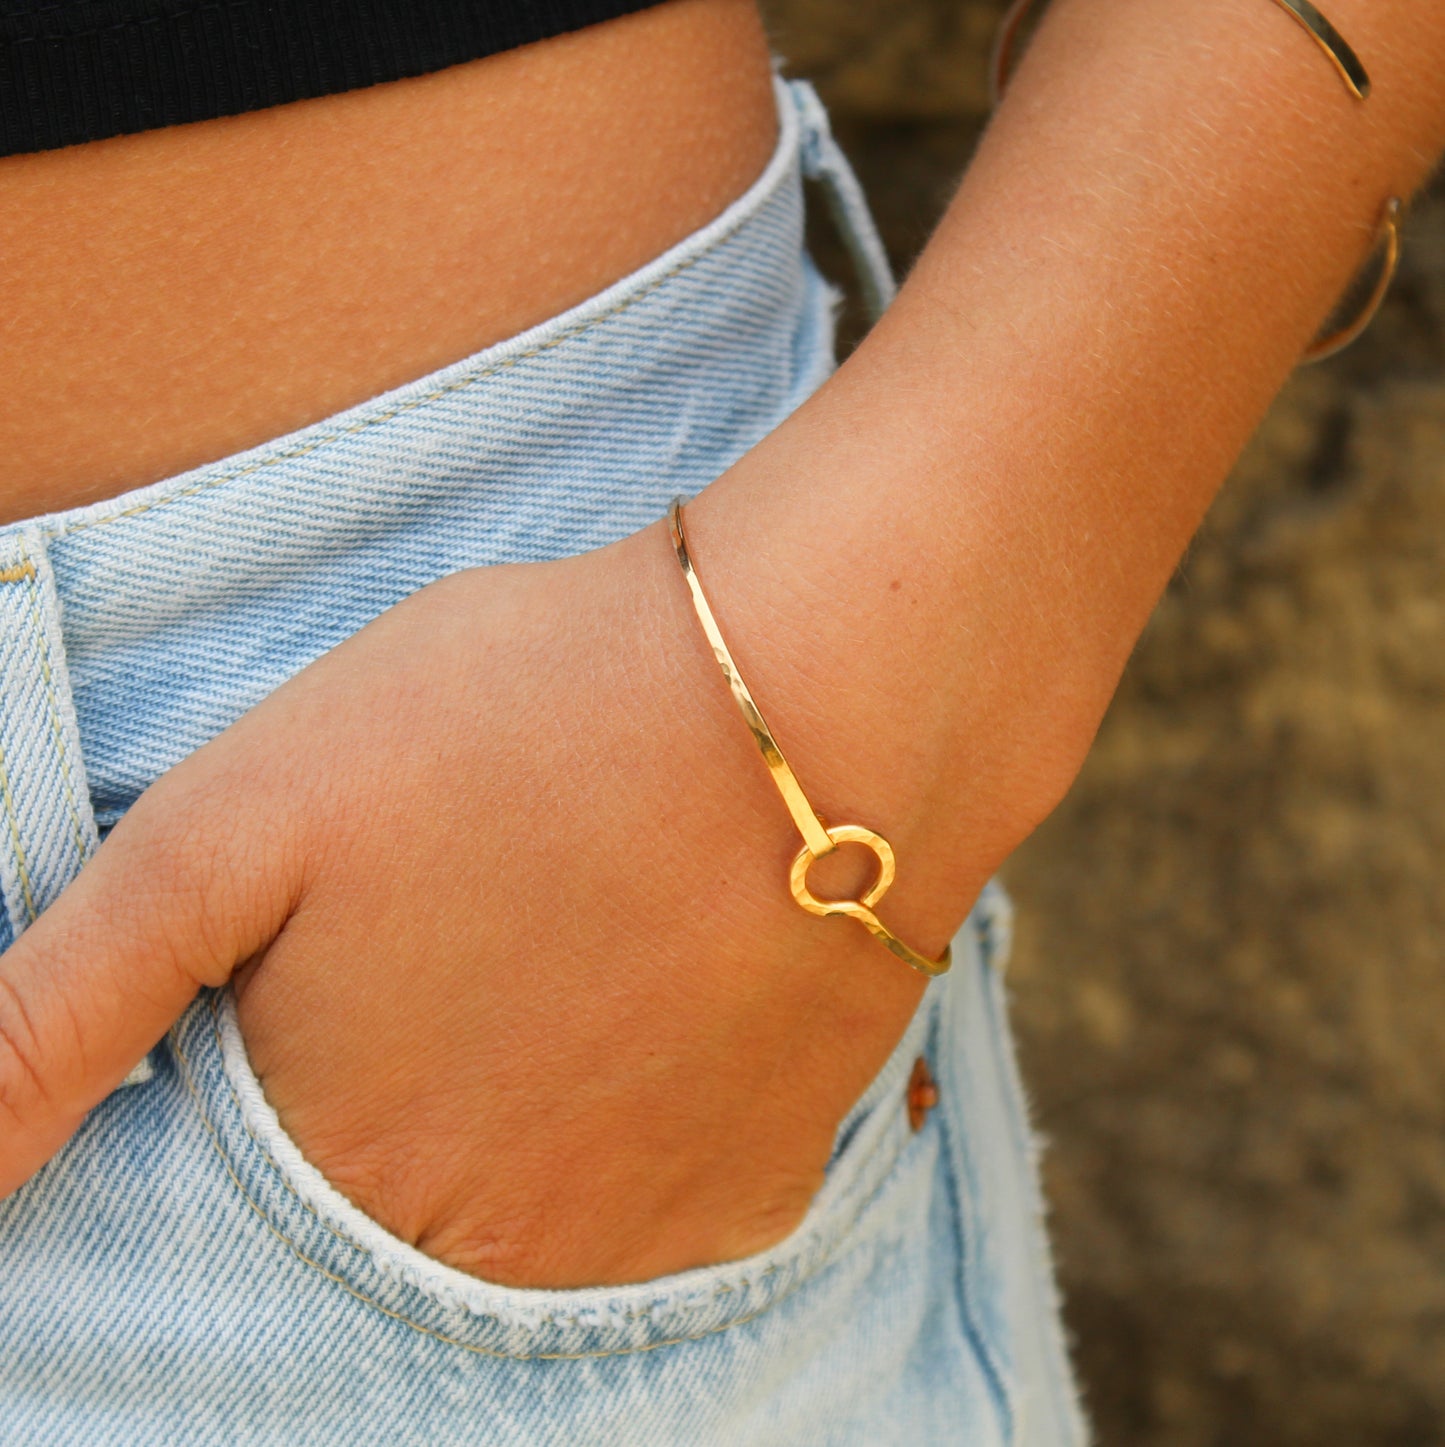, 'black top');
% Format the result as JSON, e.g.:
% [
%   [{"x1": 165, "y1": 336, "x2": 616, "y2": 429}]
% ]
[{"x1": 0, "y1": 0, "x2": 670, "y2": 157}]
